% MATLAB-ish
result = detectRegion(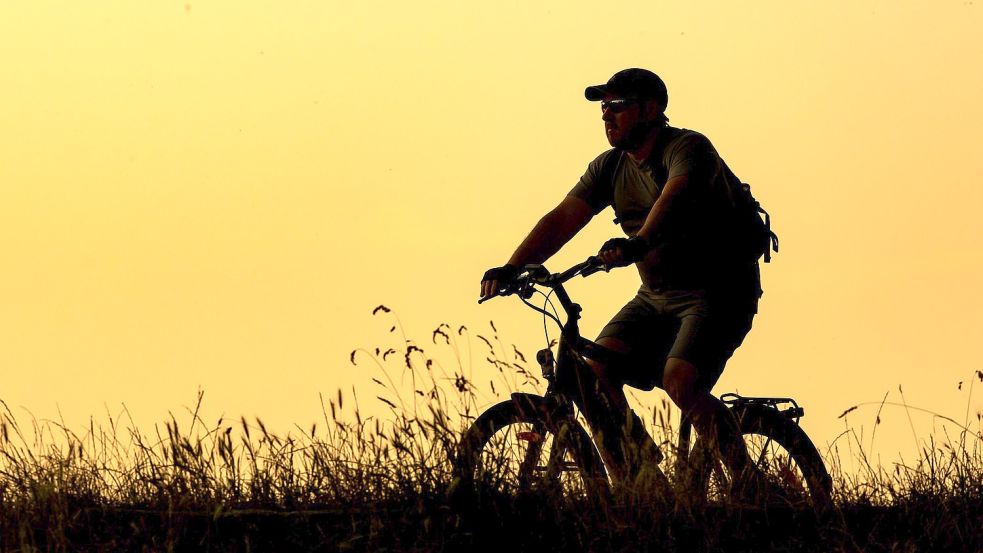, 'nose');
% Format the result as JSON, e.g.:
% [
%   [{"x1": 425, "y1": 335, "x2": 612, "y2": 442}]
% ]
[{"x1": 602, "y1": 108, "x2": 615, "y2": 121}]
